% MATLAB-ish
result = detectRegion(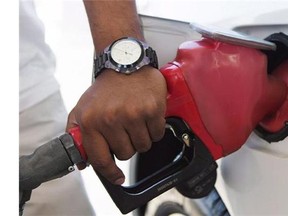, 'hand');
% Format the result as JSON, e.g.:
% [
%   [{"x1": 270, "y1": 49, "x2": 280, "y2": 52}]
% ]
[{"x1": 66, "y1": 66, "x2": 167, "y2": 185}]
